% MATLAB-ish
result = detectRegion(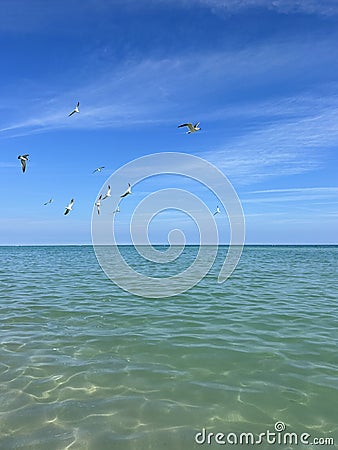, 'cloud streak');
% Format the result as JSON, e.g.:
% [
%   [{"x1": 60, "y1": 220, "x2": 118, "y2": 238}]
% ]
[
  {"x1": 250, "y1": 187, "x2": 338, "y2": 195},
  {"x1": 242, "y1": 187, "x2": 338, "y2": 207},
  {"x1": 1, "y1": 35, "x2": 338, "y2": 138},
  {"x1": 200, "y1": 88, "x2": 338, "y2": 185},
  {"x1": 190, "y1": 0, "x2": 338, "y2": 16},
  {"x1": 1, "y1": 0, "x2": 338, "y2": 36}
]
